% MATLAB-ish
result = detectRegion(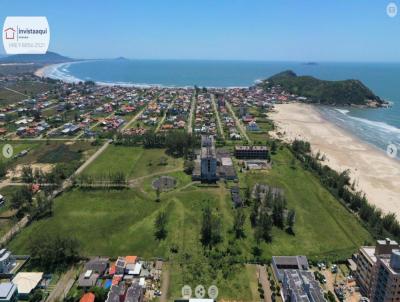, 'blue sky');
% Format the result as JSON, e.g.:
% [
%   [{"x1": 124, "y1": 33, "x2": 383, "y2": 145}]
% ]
[{"x1": 1, "y1": 0, "x2": 400, "y2": 61}]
